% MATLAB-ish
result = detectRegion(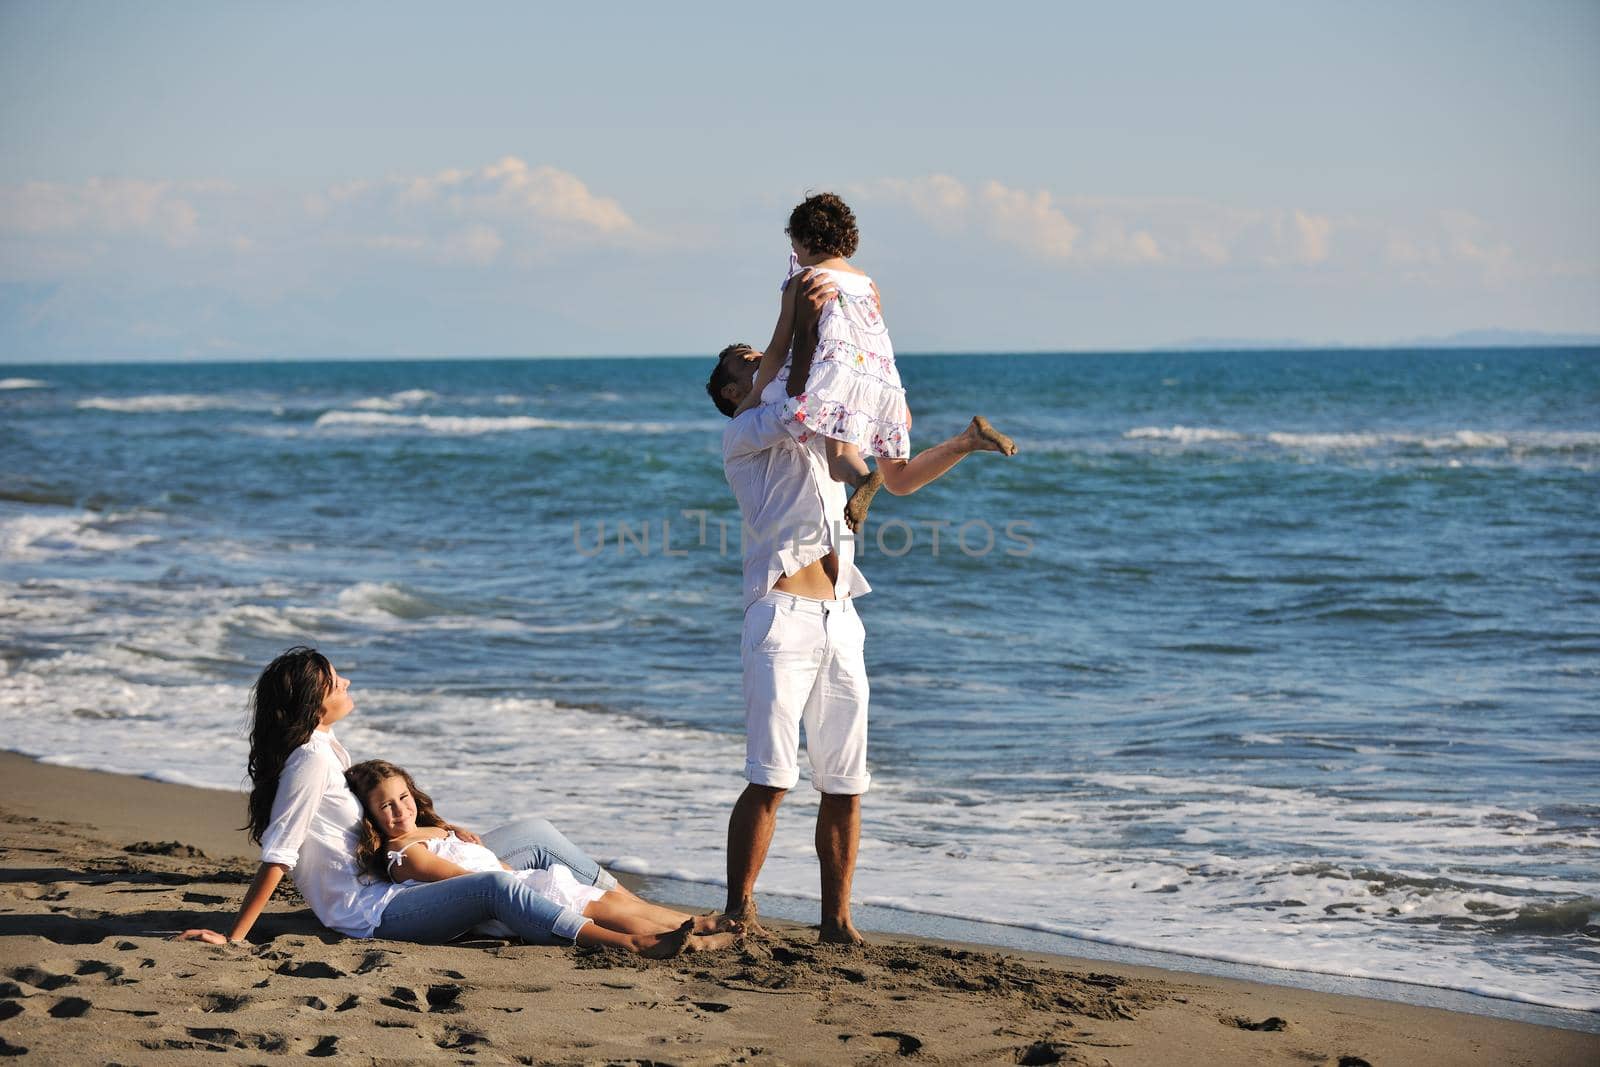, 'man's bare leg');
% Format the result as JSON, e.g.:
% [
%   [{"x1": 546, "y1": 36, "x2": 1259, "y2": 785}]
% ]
[
  {"x1": 724, "y1": 783, "x2": 786, "y2": 935},
  {"x1": 877, "y1": 416, "x2": 1018, "y2": 497},
  {"x1": 817, "y1": 792, "x2": 863, "y2": 945}
]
